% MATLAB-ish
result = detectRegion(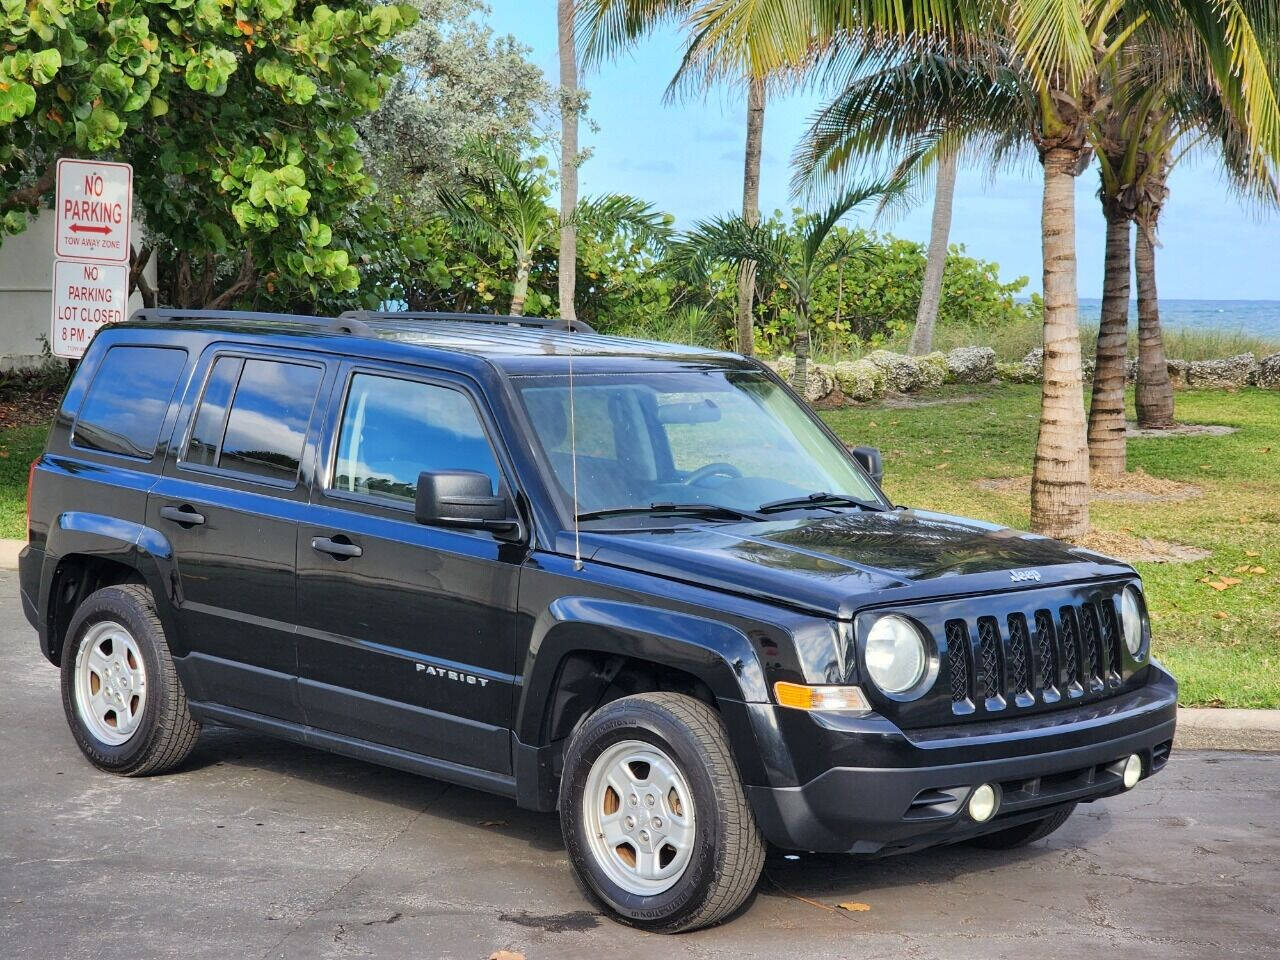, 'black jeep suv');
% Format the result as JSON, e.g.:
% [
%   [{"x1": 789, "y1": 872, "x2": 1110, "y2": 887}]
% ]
[{"x1": 21, "y1": 309, "x2": 1177, "y2": 932}]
